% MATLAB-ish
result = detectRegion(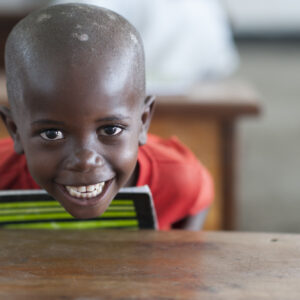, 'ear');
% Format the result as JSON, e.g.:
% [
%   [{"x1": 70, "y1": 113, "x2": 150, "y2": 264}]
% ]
[
  {"x1": 0, "y1": 105, "x2": 24, "y2": 154},
  {"x1": 139, "y1": 95, "x2": 156, "y2": 146}
]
